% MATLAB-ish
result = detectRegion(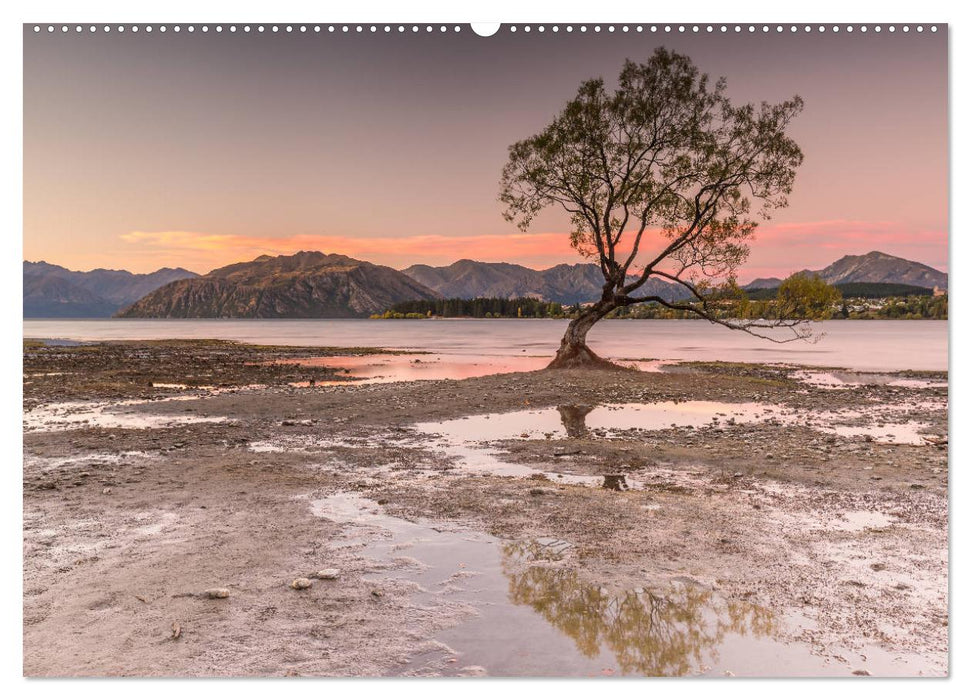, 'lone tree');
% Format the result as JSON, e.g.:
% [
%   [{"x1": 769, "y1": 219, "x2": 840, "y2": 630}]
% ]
[{"x1": 500, "y1": 48, "x2": 822, "y2": 369}]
